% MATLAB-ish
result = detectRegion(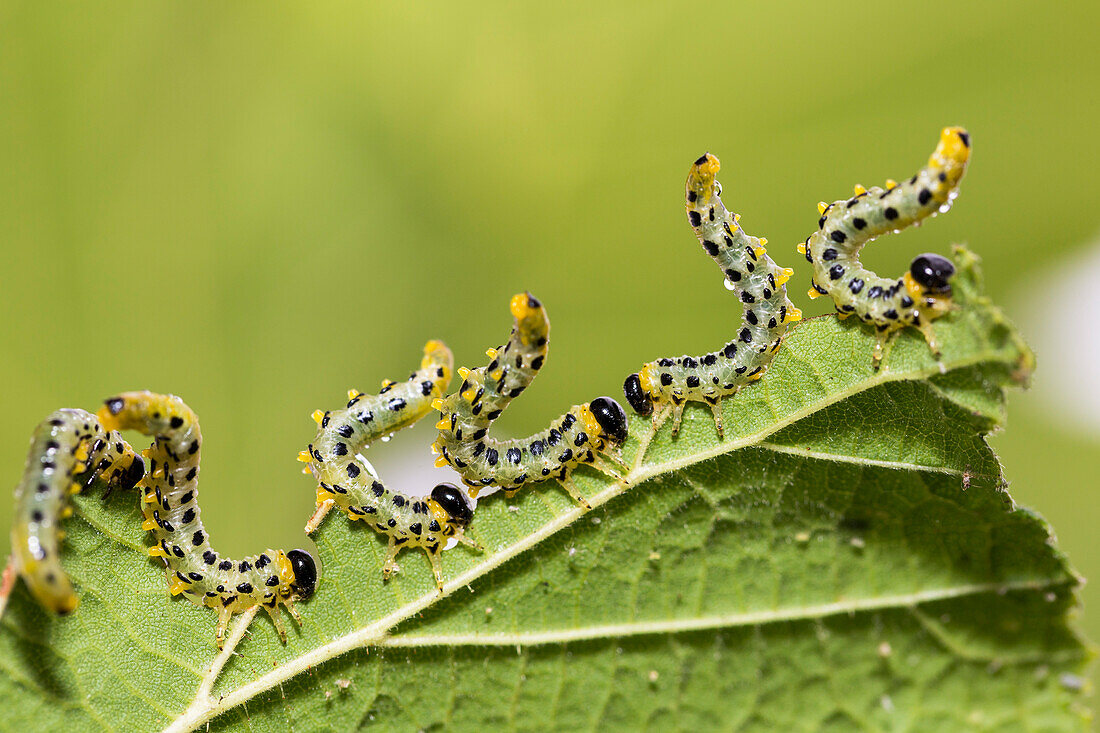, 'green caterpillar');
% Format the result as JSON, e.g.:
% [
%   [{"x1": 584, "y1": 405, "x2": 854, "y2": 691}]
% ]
[
  {"x1": 10, "y1": 409, "x2": 144, "y2": 614},
  {"x1": 300, "y1": 340, "x2": 477, "y2": 590},
  {"x1": 98, "y1": 392, "x2": 318, "y2": 648},
  {"x1": 624, "y1": 152, "x2": 802, "y2": 439},
  {"x1": 432, "y1": 293, "x2": 629, "y2": 509},
  {"x1": 801, "y1": 126, "x2": 971, "y2": 367}
]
